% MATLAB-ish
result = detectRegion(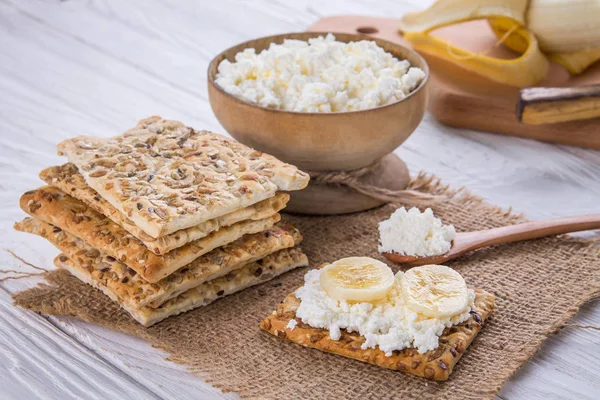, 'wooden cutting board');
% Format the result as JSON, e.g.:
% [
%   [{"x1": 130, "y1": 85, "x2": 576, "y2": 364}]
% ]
[{"x1": 309, "y1": 16, "x2": 600, "y2": 149}]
